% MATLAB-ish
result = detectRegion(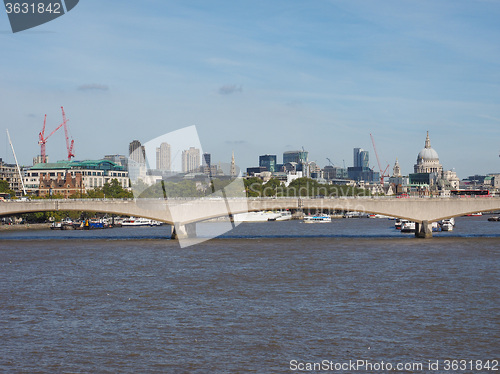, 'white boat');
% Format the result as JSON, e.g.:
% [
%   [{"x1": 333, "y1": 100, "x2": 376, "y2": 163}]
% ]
[
  {"x1": 441, "y1": 221, "x2": 454, "y2": 231},
  {"x1": 303, "y1": 215, "x2": 332, "y2": 223},
  {"x1": 233, "y1": 211, "x2": 288, "y2": 222},
  {"x1": 50, "y1": 221, "x2": 62, "y2": 230},
  {"x1": 400, "y1": 220, "x2": 416, "y2": 233},
  {"x1": 395, "y1": 218, "x2": 403, "y2": 230},
  {"x1": 343, "y1": 211, "x2": 366, "y2": 218},
  {"x1": 268, "y1": 211, "x2": 292, "y2": 221},
  {"x1": 122, "y1": 217, "x2": 162, "y2": 226},
  {"x1": 440, "y1": 217, "x2": 455, "y2": 231}
]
